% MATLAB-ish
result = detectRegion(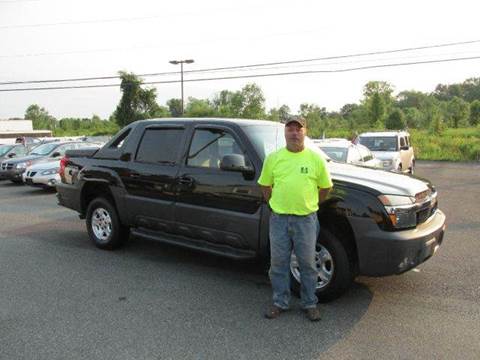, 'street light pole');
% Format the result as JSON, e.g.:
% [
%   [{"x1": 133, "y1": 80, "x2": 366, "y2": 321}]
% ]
[{"x1": 169, "y1": 59, "x2": 194, "y2": 116}]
